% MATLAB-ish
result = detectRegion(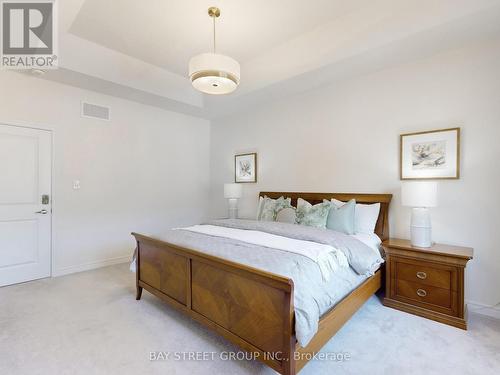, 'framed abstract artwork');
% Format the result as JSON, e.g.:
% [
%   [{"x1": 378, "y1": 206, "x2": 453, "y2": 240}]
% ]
[
  {"x1": 235, "y1": 153, "x2": 257, "y2": 183},
  {"x1": 400, "y1": 128, "x2": 460, "y2": 180}
]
